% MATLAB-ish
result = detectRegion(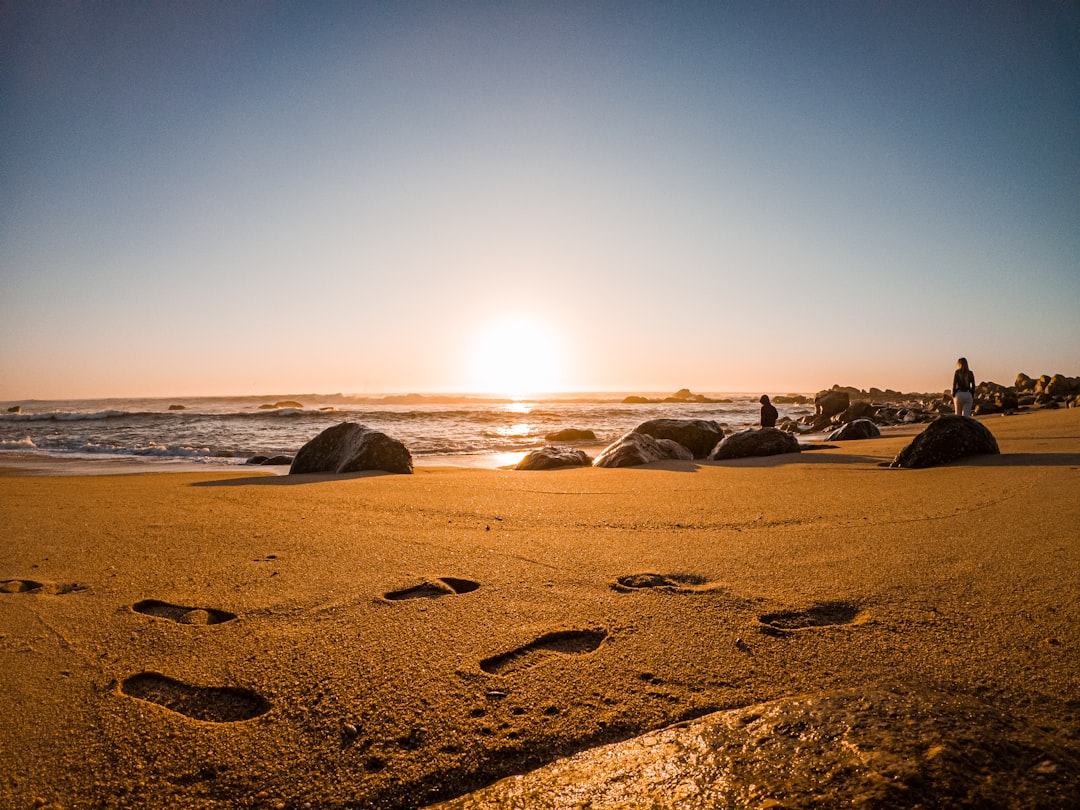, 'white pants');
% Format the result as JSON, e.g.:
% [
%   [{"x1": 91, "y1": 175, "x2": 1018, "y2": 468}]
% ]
[{"x1": 953, "y1": 390, "x2": 973, "y2": 418}]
